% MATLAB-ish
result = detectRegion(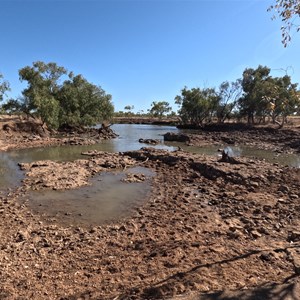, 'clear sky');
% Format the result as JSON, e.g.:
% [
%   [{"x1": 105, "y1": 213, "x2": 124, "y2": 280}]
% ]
[{"x1": 1, "y1": 0, "x2": 300, "y2": 113}]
